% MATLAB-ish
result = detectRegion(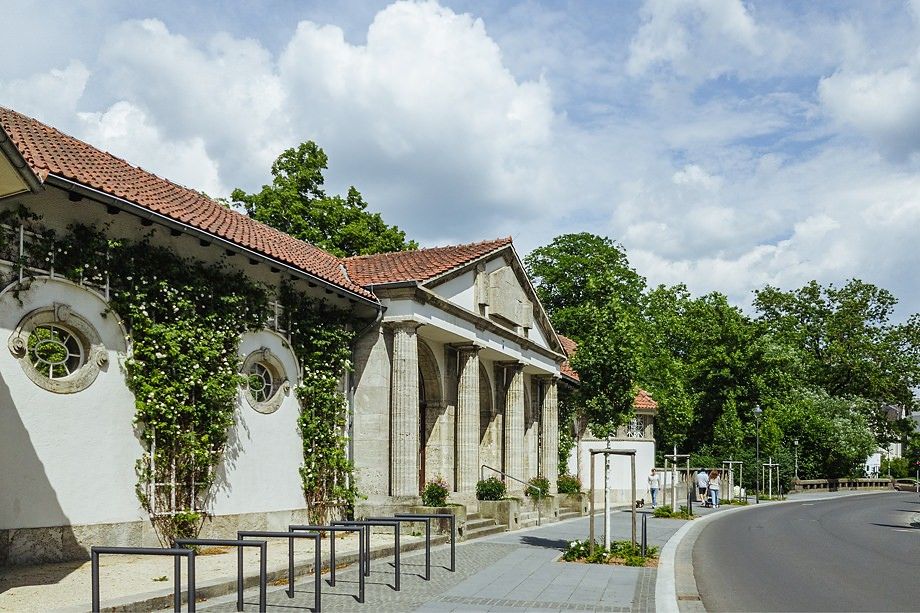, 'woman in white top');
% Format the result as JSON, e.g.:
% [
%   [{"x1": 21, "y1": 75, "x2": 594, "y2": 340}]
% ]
[
  {"x1": 648, "y1": 469, "x2": 661, "y2": 508},
  {"x1": 708, "y1": 470, "x2": 721, "y2": 507}
]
